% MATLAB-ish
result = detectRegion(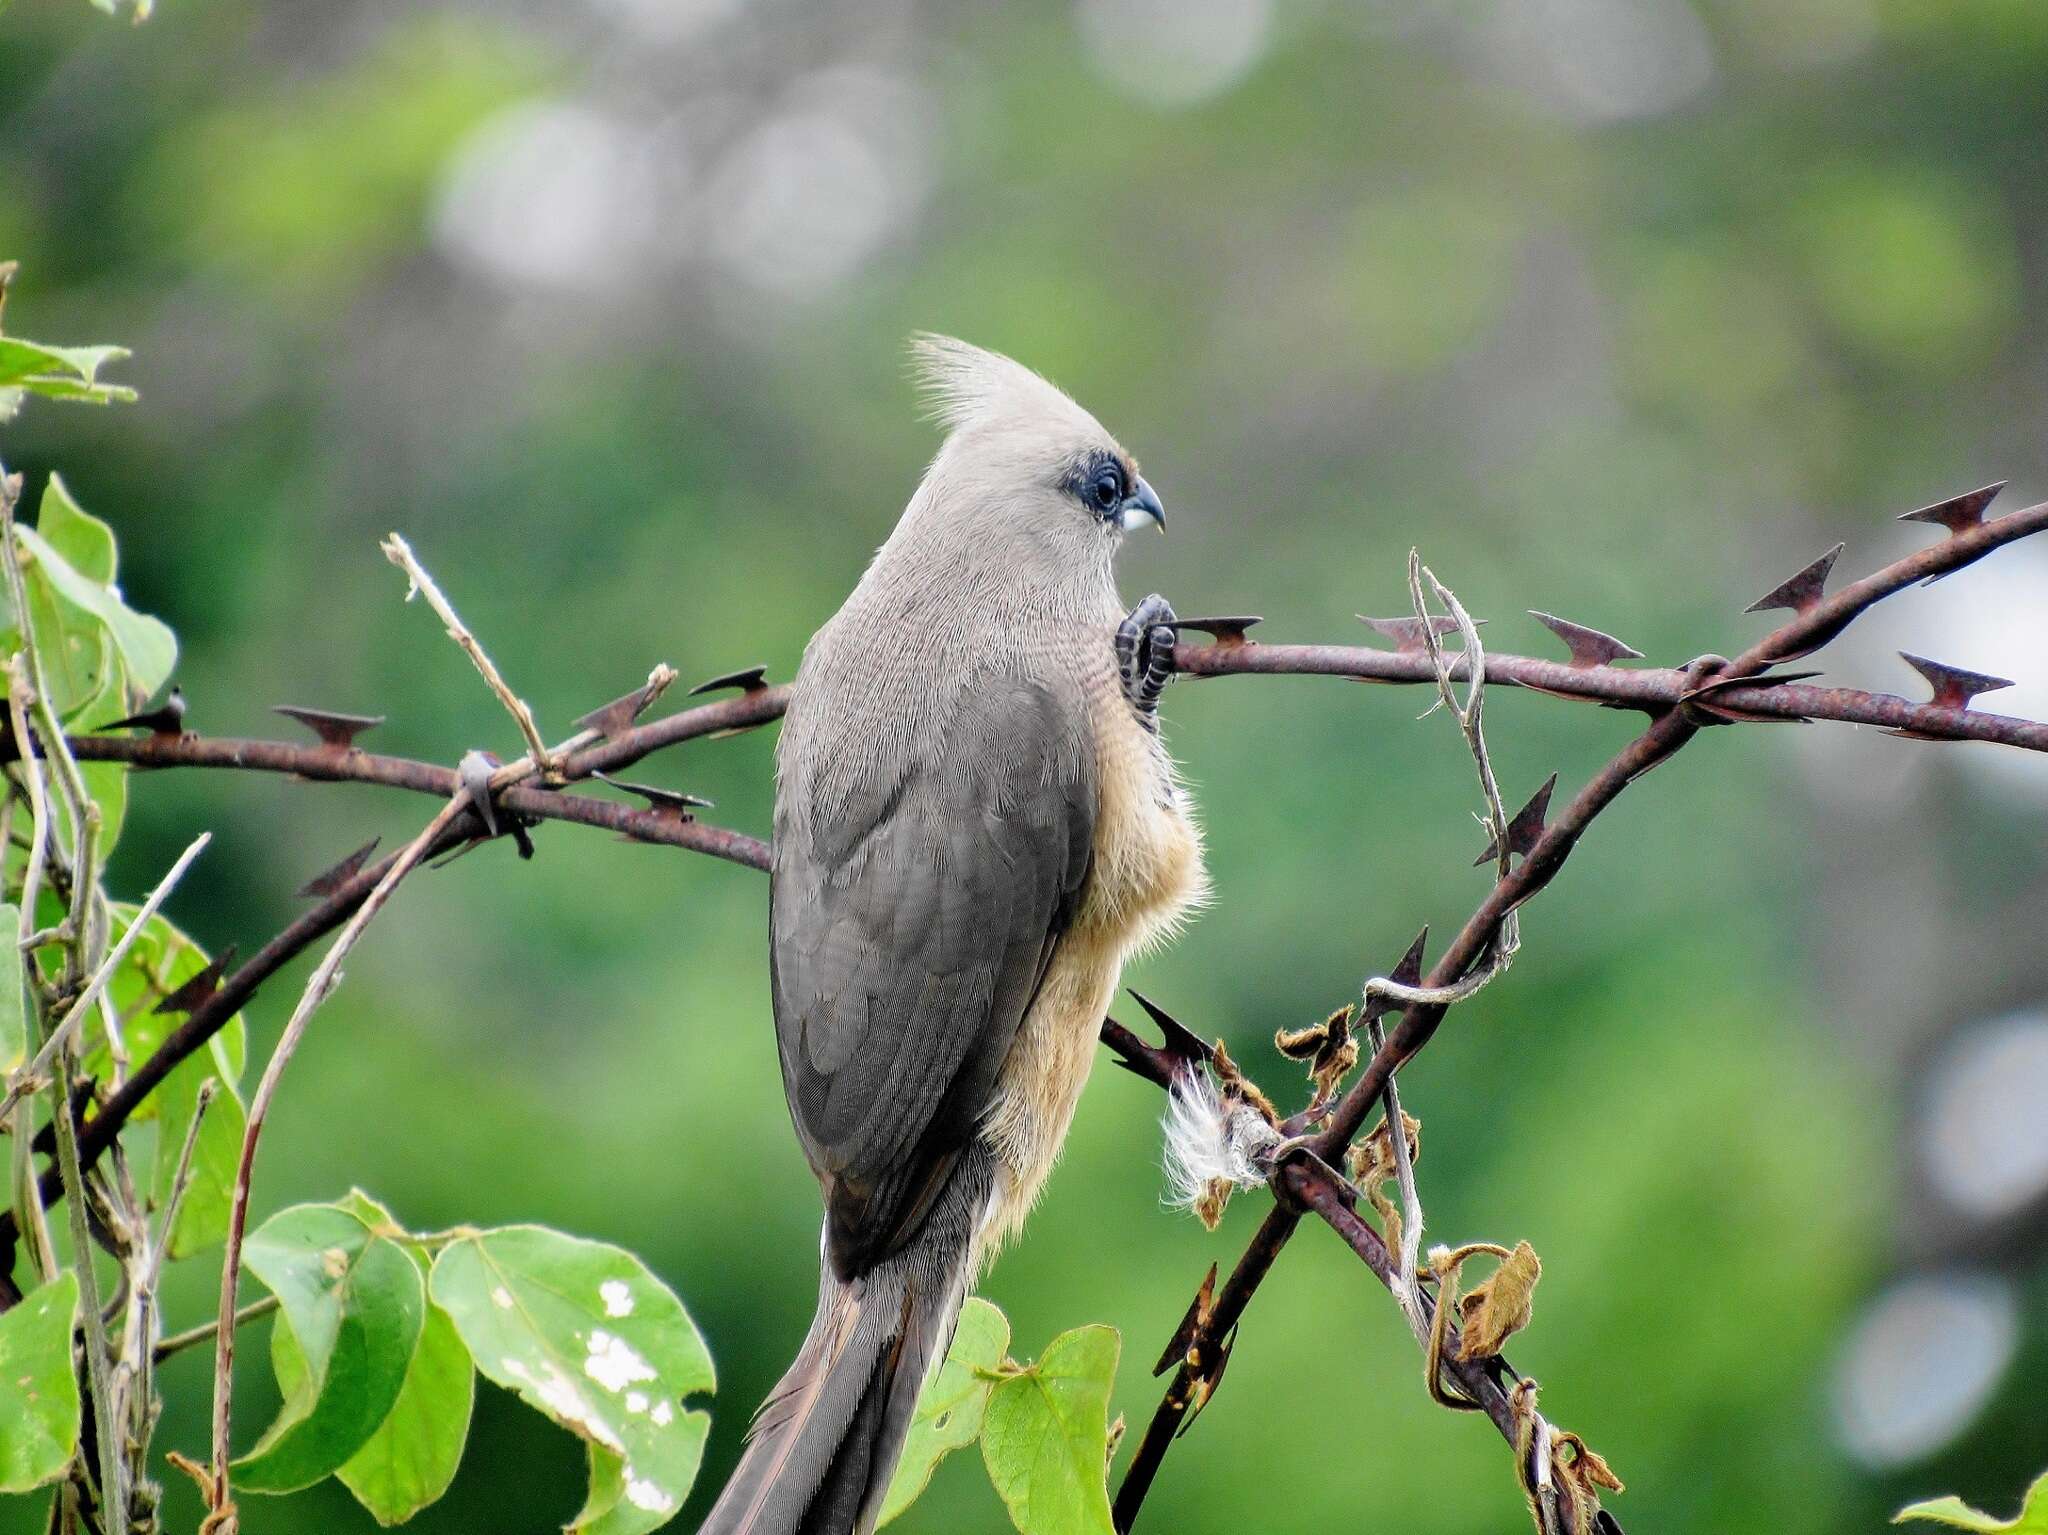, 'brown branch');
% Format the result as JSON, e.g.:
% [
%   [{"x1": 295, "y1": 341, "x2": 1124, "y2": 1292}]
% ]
[
  {"x1": 0, "y1": 680, "x2": 783, "y2": 1254},
  {"x1": 1110, "y1": 493, "x2": 2048, "y2": 1532},
  {"x1": 0, "y1": 489, "x2": 2041, "y2": 1530}
]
